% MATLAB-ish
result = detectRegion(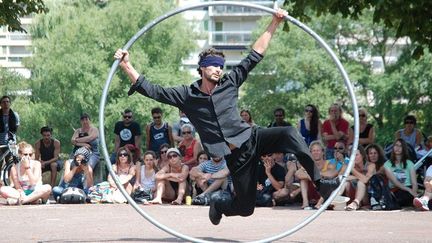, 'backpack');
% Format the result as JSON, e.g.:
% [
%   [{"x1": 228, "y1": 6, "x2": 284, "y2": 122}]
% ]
[
  {"x1": 131, "y1": 187, "x2": 153, "y2": 203},
  {"x1": 88, "y1": 181, "x2": 114, "y2": 203},
  {"x1": 367, "y1": 174, "x2": 400, "y2": 210},
  {"x1": 59, "y1": 187, "x2": 86, "y2": 204}
]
